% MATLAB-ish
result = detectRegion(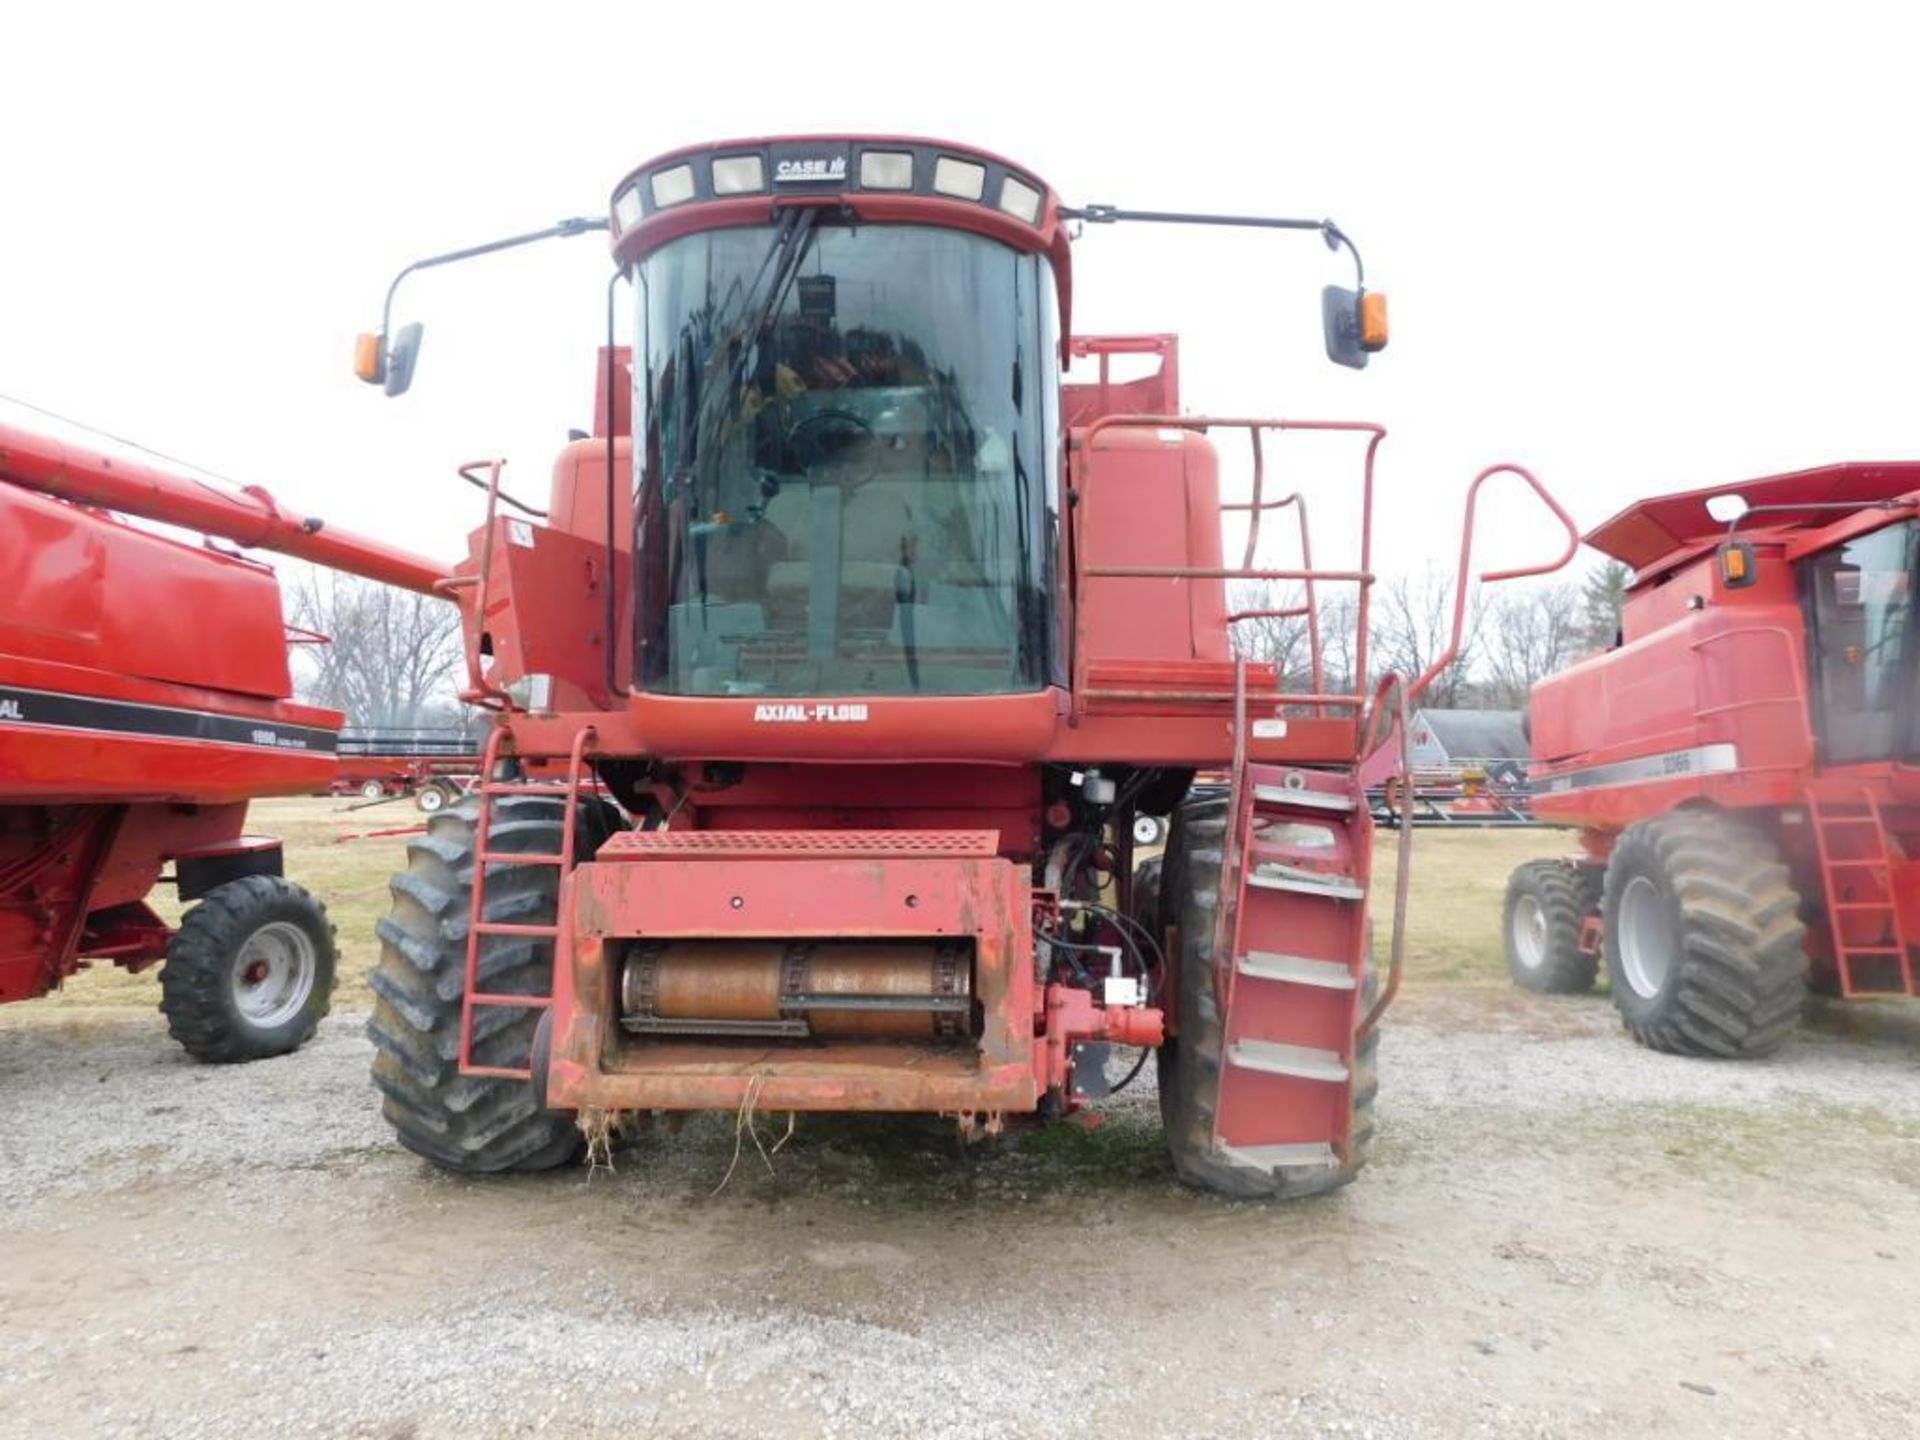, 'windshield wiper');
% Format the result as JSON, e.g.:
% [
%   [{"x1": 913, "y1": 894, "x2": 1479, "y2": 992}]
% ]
[{"x1": 686, "y1": 207, "x2": 824, "y2": 475}]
